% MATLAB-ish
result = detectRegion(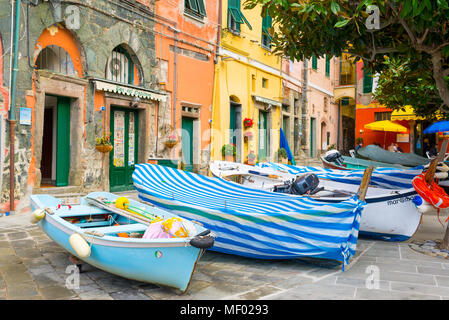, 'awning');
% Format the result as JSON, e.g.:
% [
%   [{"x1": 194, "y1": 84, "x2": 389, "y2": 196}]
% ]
[
  {"x1": 390, "y1": 105, "x2": 425, "y2": 121},
  {"x1": 252, "y1": 95, "x2": 282, "y2": 107},
  {"x1": 93, "y1": 79, "x2": 167, "y2": 102}
]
